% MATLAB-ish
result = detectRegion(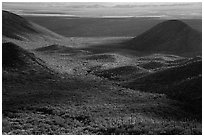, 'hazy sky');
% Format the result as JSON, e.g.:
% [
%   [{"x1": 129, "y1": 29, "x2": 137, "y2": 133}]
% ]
[{"x1": 2, "y1": 2, "x2": 202, "y2": 19}]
